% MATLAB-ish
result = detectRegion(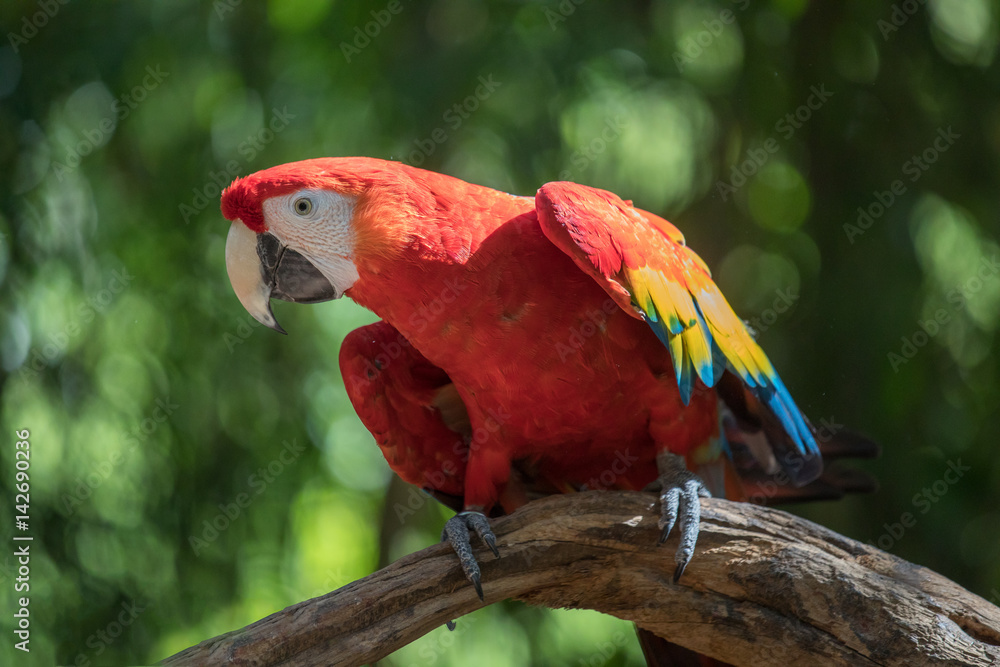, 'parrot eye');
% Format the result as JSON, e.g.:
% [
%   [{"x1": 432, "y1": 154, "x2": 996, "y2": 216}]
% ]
[{"x1": 293, "y1": 197, "x2": 314, "y2": 216}]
